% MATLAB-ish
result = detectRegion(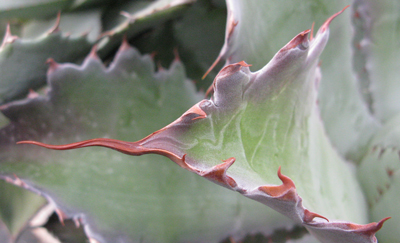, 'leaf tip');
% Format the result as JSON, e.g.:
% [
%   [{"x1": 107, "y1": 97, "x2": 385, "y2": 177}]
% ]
[
  {"x1": 319, "y1": 5, "x2": 350, "y2": 33},
  {"x1": 1, "y1": 23, "x2": 18, "y2": 49},
  {"x1": 47, "y1": 11, "x2": 61, "y2": 34}
]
